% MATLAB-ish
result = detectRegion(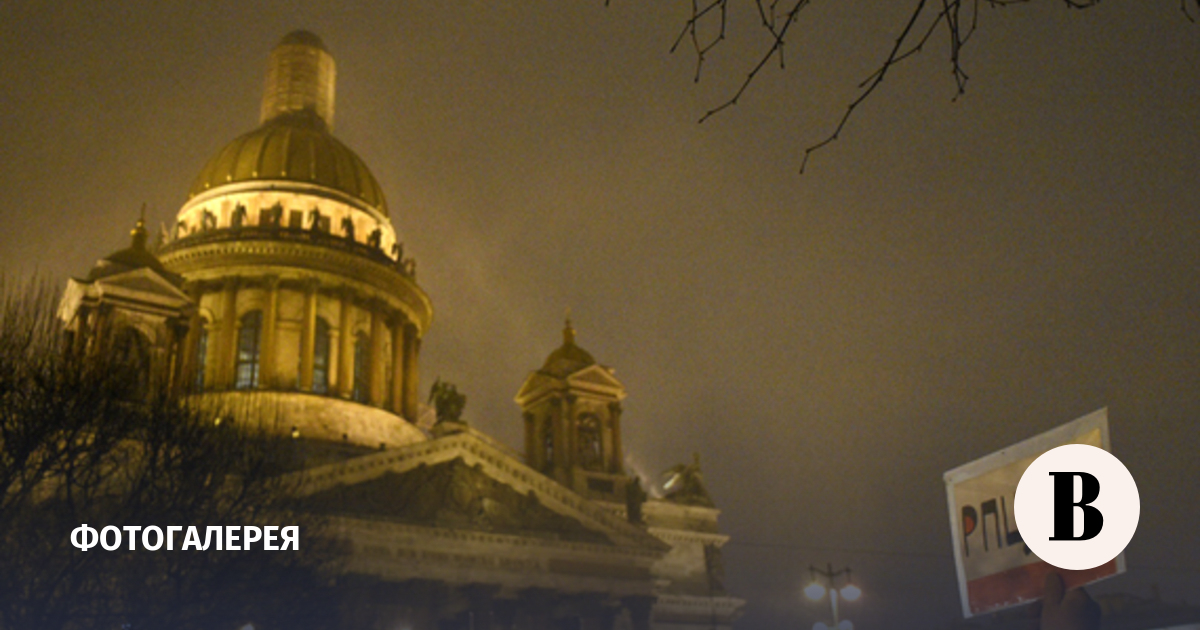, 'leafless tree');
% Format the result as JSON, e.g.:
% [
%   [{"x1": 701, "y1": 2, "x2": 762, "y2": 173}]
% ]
[
  {"x1": 610, "y1": 0, "x2": 1200, "y2": 172},
  {"x1": 0, "y1": 278, "x2": 341, "y2": 630}
]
